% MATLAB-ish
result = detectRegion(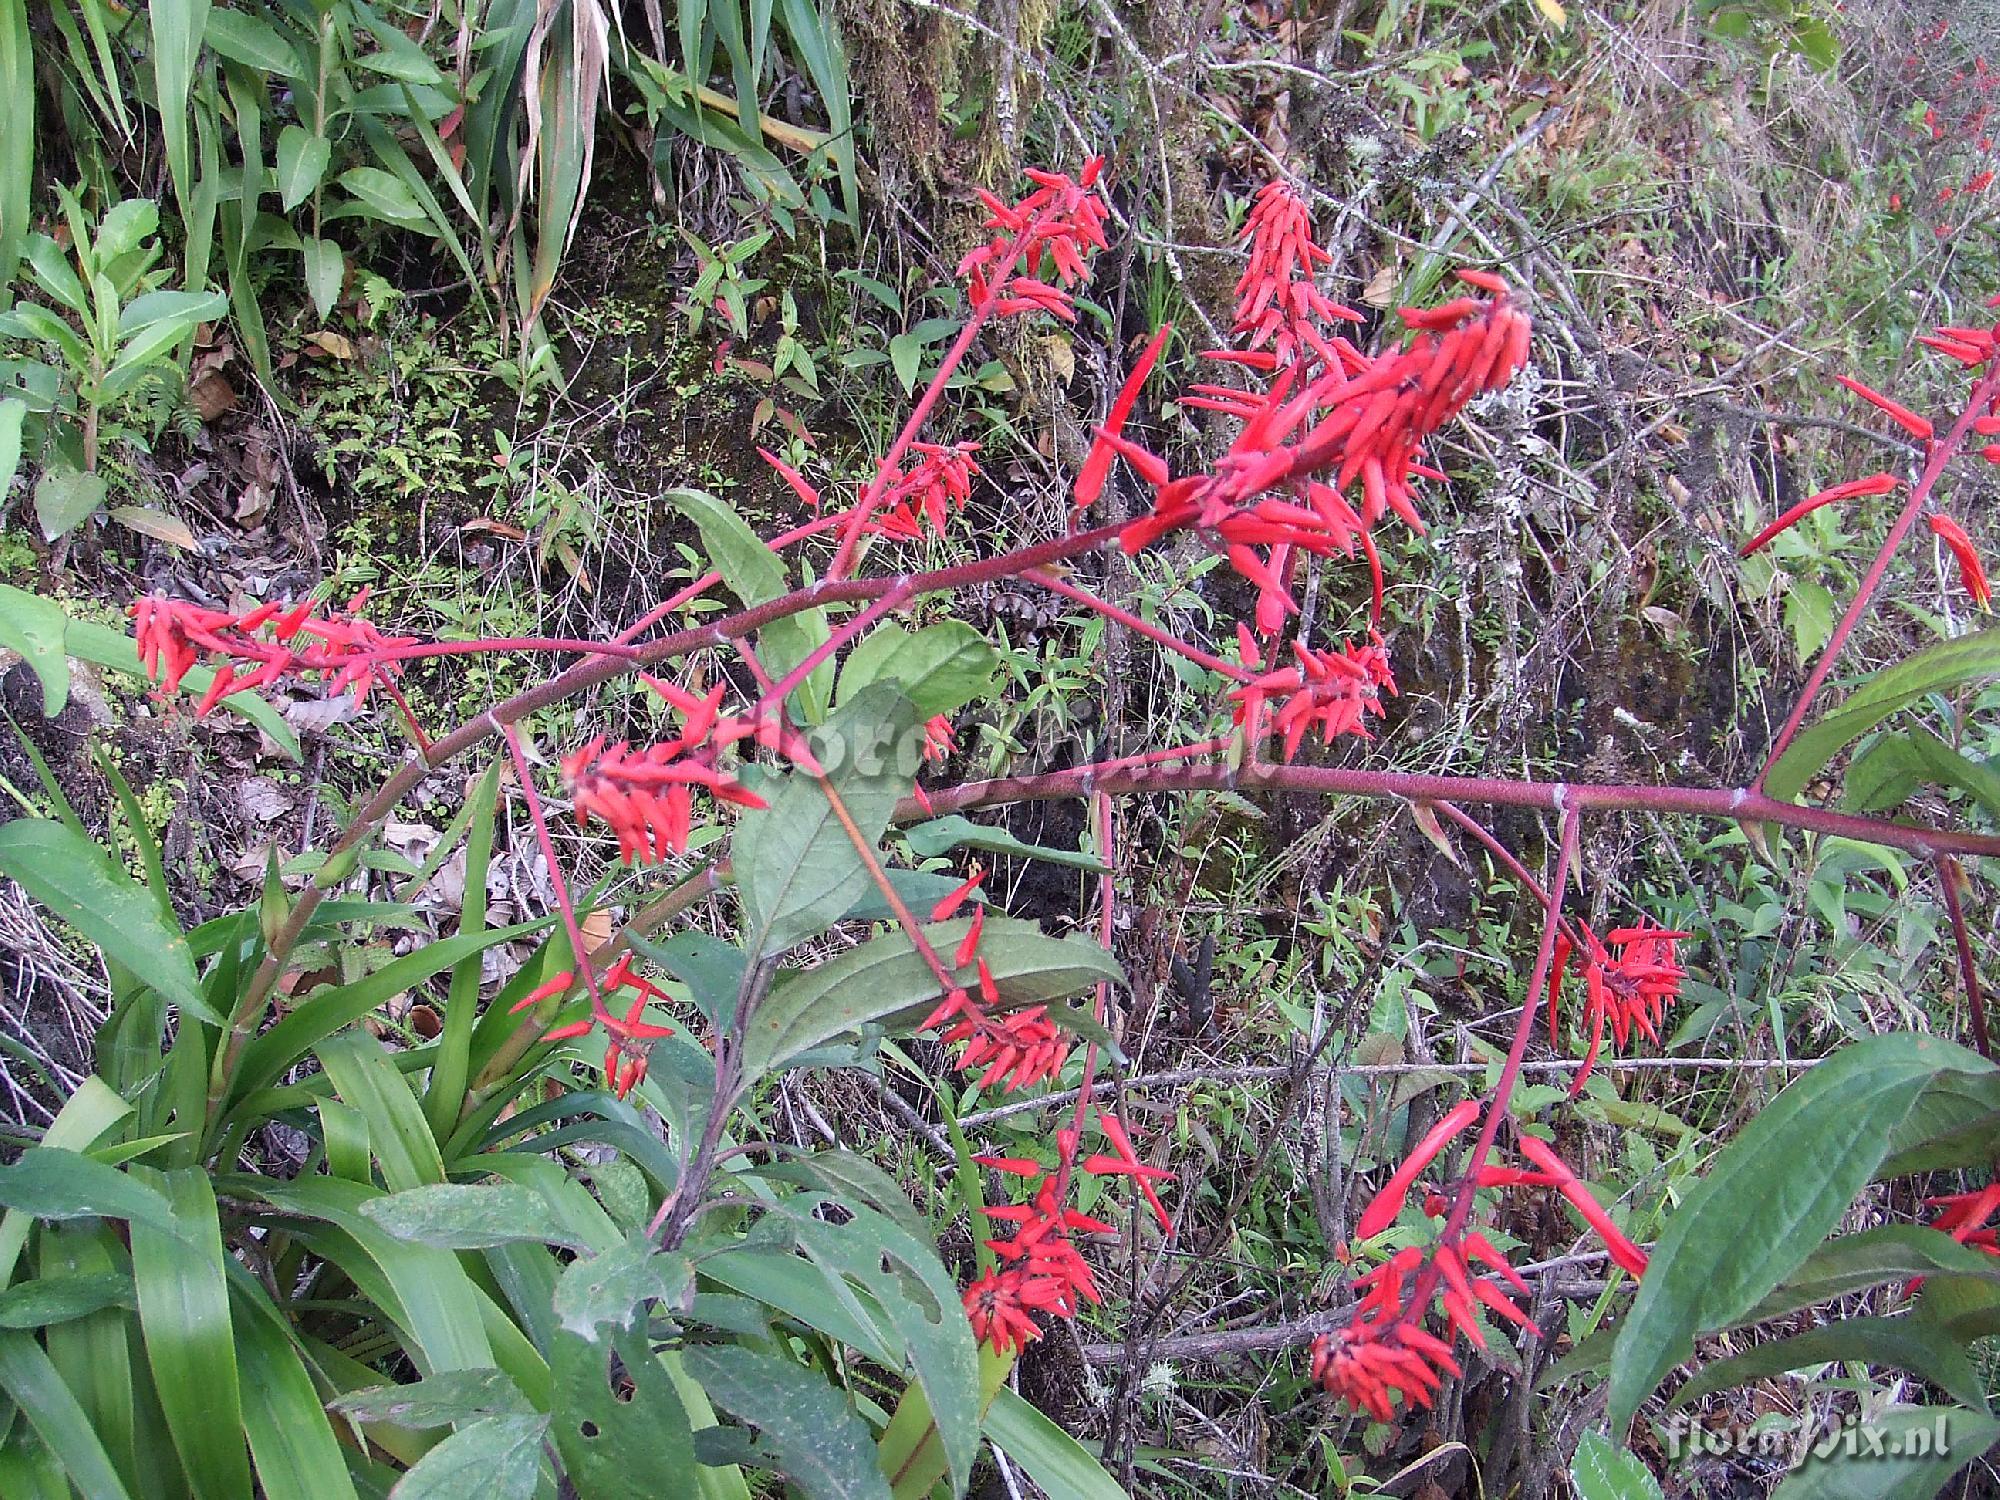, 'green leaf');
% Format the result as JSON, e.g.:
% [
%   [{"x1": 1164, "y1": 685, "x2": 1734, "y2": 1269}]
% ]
[
  {"x1": 33, "y1": 468, "x2": 106, "y2": 541},
  {"x1": 302, "y1": 237, "x2": 343, "y2": 318},
  {"x1": 733, "y1": 684, "x2": 919, "y2": 955},
  {"x1": 667, "y1": 486, "x2": 787, "y2": 604},
  {"x1": 784, "y1": 1197, "x2": 979, "y2": 1496},
  {"x1": 233, "y1": 1288, "x2": 362, "y2": 1500},
  {"x1": 130, "y1": 1167, "x2": 252, "y2": 1500},
  {"x1": 549, "y1": 1328, "x2": 695, "y2": 1492},
  {"x1": 0, "y1": 581, "x2": 72, "y2": 716},
  {"x1": 337, "y1": 167, "x2": 426, "y2": 224},
  {"x1": 328, "y1": 1369, "x2": 534, "y2": 1429},
  {"x1": 553, "y1": 1235, "x2": 689, "y2": 1339},
  {"x1": 1905, "y1": 726, "x2": 2000, "y2": 820},
  {"x1": 1569, "y1": 1432, "x2": 1662, "y2": 1500},
  {"x1": 360, "y1": 1182, "x2": 590, "y2": 1252},
  {"x1": 0, "y1": 1272, "x2": 133, "y2": 1329},
  {"x1": 0, "y1": 1328, "x2": 135, "y2": 1500},
  {"x1": 0, "y1": 397, "x2": 24, "y2": 501},
  {"x1": 901, "y1": 815, "x2": 1110, "y2": 873},
  {"x1": 0, "y1": 820, "x2": 210, "y2": 1020},
  {"x1": 275, "y1": 126, "x2": 331, "y2": 212},
  {"x1": 231, "y1": 918, "x2": 546, "y2": 1103},
  {"x1": 1768, "y1": 627, "x2": 2000, "y2": 802},
  {"x1": 681, "y1": 1344, "x2": 892, "y2": 1500},
  {"x1": 744, "y1": 917, "x2": 1122, "y2": 1078},
  {"x1": 889, "y1": 331, "x2": 923, "y2": 394},
  {"x1": 836, "y1": 622, "x2": 998, "y2": 719},
  {"x1": 390, "y1": 1415, "x2": 546, "y2": 1500},
  {"x1": 149, "y1": 0, "x2": 209, "y2": 222},
  {"x1": 1880, "y1": 1061, "x2": 2000, "y2": 1177},
  {"x1": 1609, "y1": 1034, "x2": 1982, "y2": 1431},
  {"x1": 1745, "y1": 1227, "x2": 2000, "y2": 1326},
  {"x1": 984, "y1": 1387, "x2": 1125, "y2": 1500},
  {"x1": 201, "y1": 8, "x2": 297, "y2": 74},
  {"x1": 1771, "y1": 1406, "x2": 2000, "y2": 1500},
  {"x1": 1671, "y1": 1317, "x2": 1989, "y2": 1414},
  {"x1": 317, "y1": 1031, "x2": 445, "y2": 1191}
]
